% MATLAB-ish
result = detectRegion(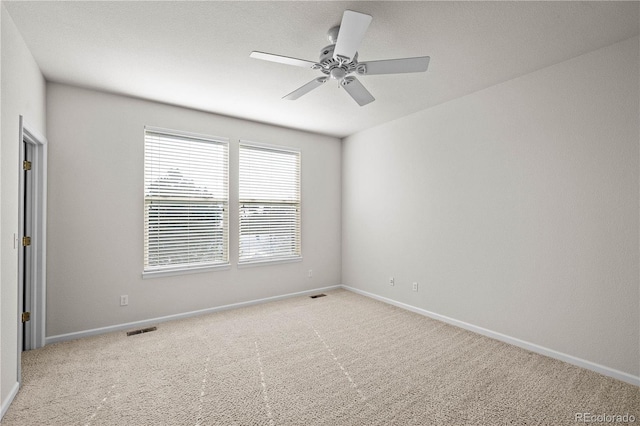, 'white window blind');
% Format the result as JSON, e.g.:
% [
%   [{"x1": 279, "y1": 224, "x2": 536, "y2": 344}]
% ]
[
  {"x1": 239, "y1": 142, "x2": 301, "y2": 263},
  {"x1": 144, "y1": 127, "x2": 229, "y2": 273}
]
